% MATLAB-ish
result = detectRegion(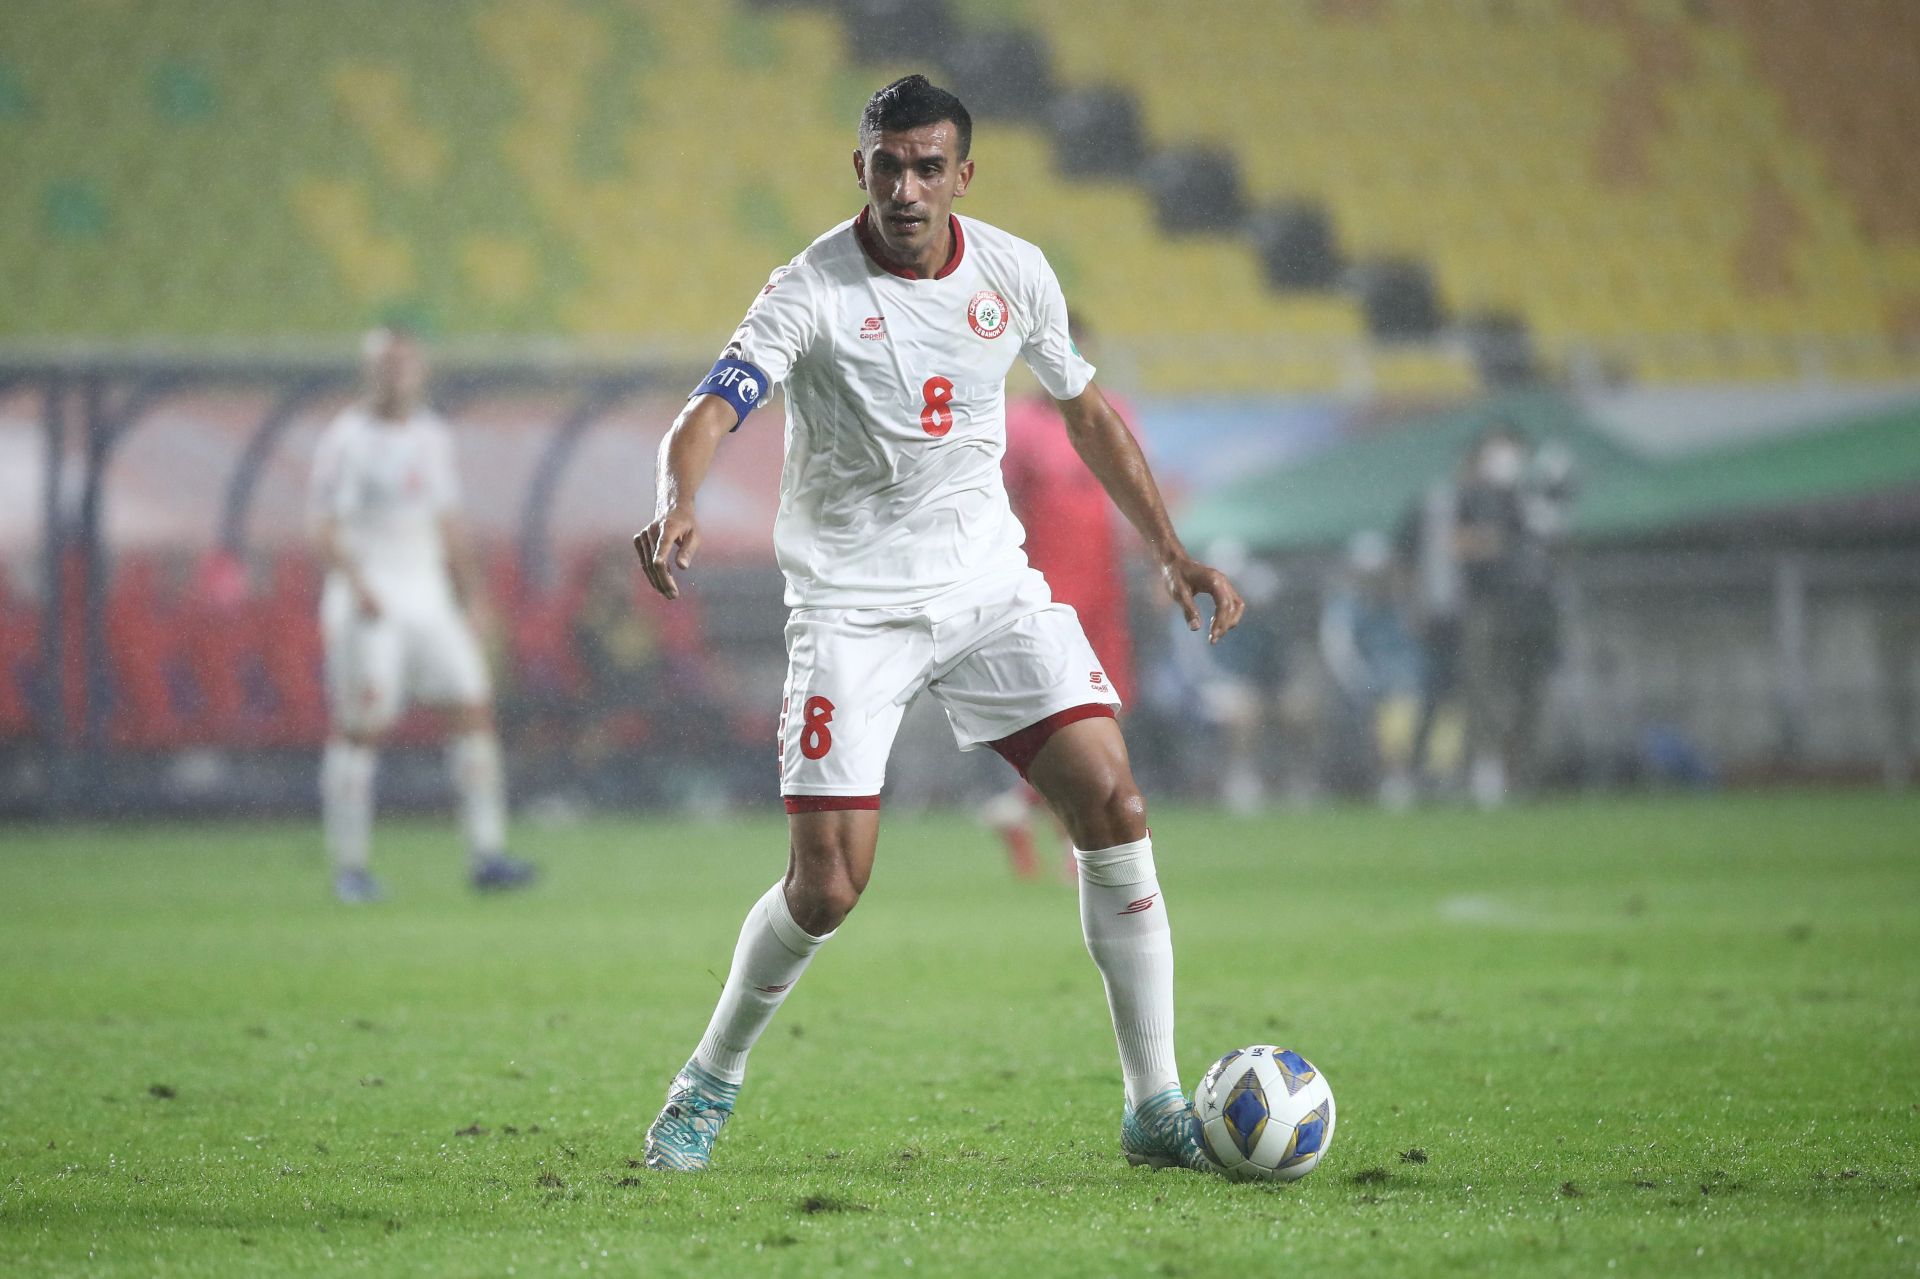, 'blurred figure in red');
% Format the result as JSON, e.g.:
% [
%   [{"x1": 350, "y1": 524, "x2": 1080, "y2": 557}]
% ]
[{"x1": 986, "y1": 314, "x2": 1136, "y2": 879}]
